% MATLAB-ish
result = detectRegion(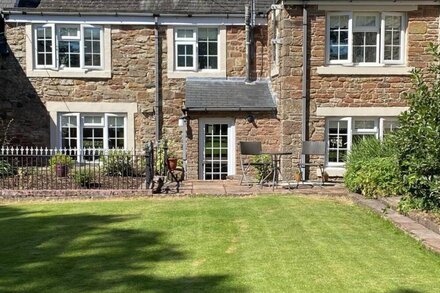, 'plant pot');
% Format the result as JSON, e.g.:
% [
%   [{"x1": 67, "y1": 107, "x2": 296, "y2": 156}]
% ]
[
  {"x1": 294, "y1": 173, "x2": 302, "y2": 182},
  {"x1": 323, "y1": 172, "x2": 329, "y2": 182},
  {"x1": 55, "y1": 164, "x2": 69, "y2": 177},
  {"x1": 167, "y1": 158, "x2": 178, "y2": 171}
]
